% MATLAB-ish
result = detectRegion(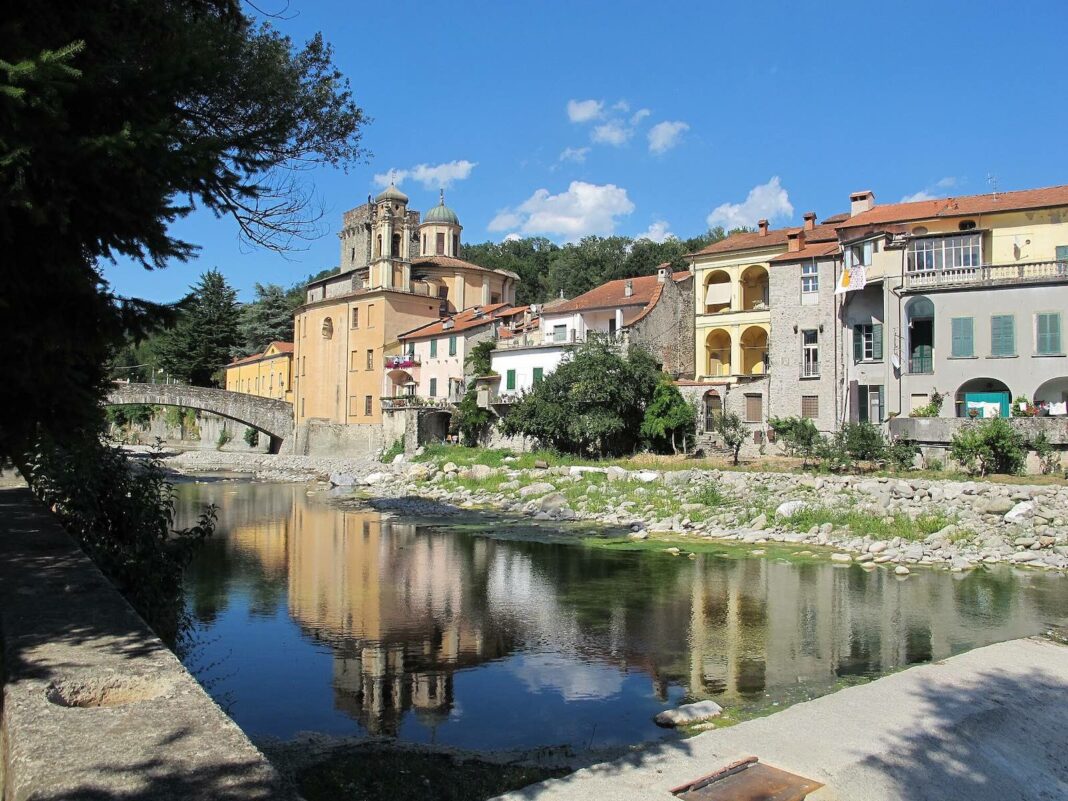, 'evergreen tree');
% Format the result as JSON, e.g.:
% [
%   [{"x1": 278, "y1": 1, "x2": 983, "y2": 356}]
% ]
[
  {"x1": 236, "y1": 283, "x2": 297, "y2": 356},
  {"x1": 156, "y1": 271, "x2": 239, "y2": 387},
  {"x1": 641, "y1": 378, "x2": 696, "y2": 454}
]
